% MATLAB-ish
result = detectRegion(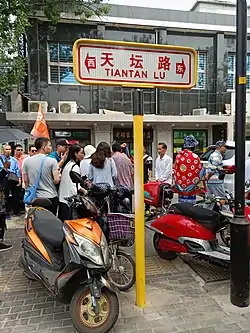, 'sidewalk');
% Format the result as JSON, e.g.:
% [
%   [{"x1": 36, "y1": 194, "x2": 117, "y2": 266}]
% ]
[{"x1": 1, "y1": 225, "x2": 250, "y2": 333}]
